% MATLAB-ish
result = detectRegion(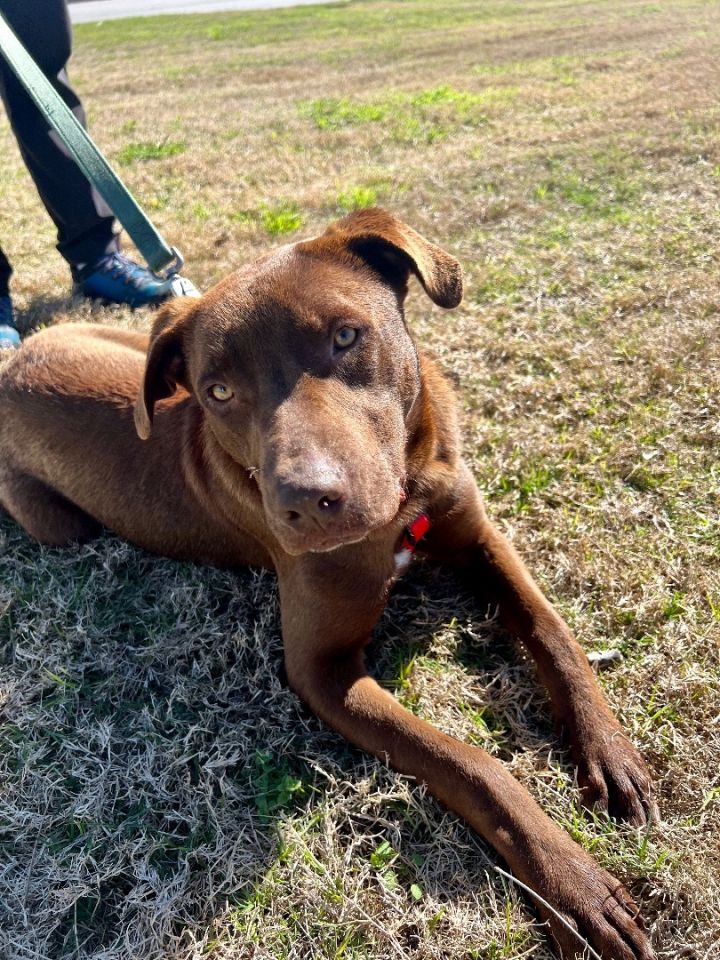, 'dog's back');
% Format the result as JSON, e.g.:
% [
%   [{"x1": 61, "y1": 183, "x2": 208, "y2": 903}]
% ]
[{"x1": 0, "y1": 324, "x2": 272, "y2": 567}]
